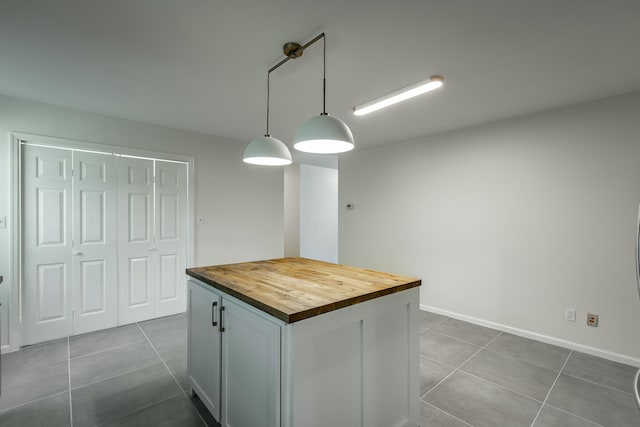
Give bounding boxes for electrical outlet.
[565,308,576,322]
[0,216,6,229]
[587,313,599,327]
[197,216,205,225]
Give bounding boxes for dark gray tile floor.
[420,311,640,427]
[1,311,638,426]
[0,313,218,427]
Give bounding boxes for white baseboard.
[421,304,640,368]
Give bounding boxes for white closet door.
[72,151,117,335]
[155,161,188,316]
[118,157,155,324]
[23,145,73,345]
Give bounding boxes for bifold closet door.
[117,158,187,324]
[23,145,73,345]
[118,157,155,325]
[72,151,117,335]
[155,161,187,317]
[23,146,118,344]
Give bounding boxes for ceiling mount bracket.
[283,42,303,59]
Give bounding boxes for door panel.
[128,193,150,242]
[23,145,73,344]
[118,157,155,324]
[37,189,66,246]
[72,151,117,335]
[79,190,104,244]
[128,257,151,306]
[159,194,178,240]
[37,263,67,322]
[155,161,187,316]
[160,254,178,301]
[80,260,106,314]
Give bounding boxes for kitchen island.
[186,257,421,427]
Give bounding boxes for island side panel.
[285,287,420,427]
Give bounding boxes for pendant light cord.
[265,32,328,129]
[322,33,327,115]
[266,71,271,136]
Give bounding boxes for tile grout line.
[422,331,503,399]
[420,353,458,370]
[136,323,184,392]
[67,337,73,427]
[528,350,573,427]
[135,322,209,426]
[455,369,545,404]
[421,400,474,427]
[69,338,149,361]
[421,331,504,427]
[559,371,636,396]
[419,315,449,333]
[93,391,186,427]
[69,359,168,392]
[542,402,606,427]
[477,343,569,373]
[0,390,70,414]
[422,330,494,349]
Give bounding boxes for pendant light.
[243,32,354,165]
[243,72,292,166]
[293,34,354,154]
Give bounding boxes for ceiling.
[1,0,639,164]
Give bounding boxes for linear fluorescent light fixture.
[353,75,444,116]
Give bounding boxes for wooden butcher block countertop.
[186,257,421,323]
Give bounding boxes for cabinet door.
[221,298,281,427]
[188,281,222,421]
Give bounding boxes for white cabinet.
[188,276,420,427]
[188,280,281,426]
[187,280,222,420]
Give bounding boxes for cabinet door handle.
[220,305,226,332]
[211,301,218,327]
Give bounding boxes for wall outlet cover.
[587,313,599,327]
[565,308,576,322]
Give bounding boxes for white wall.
[284,164,339,263]
[0,95,284,350]
[284,165,301,258]
[340,91,640,364]
[300,165,338,263]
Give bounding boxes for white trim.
[421,304,640,368]
[11,131,194,164]
[4,134,23,353]
[6,131,195,353]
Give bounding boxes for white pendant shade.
[243,135,292,166]
[293,114,355,154]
